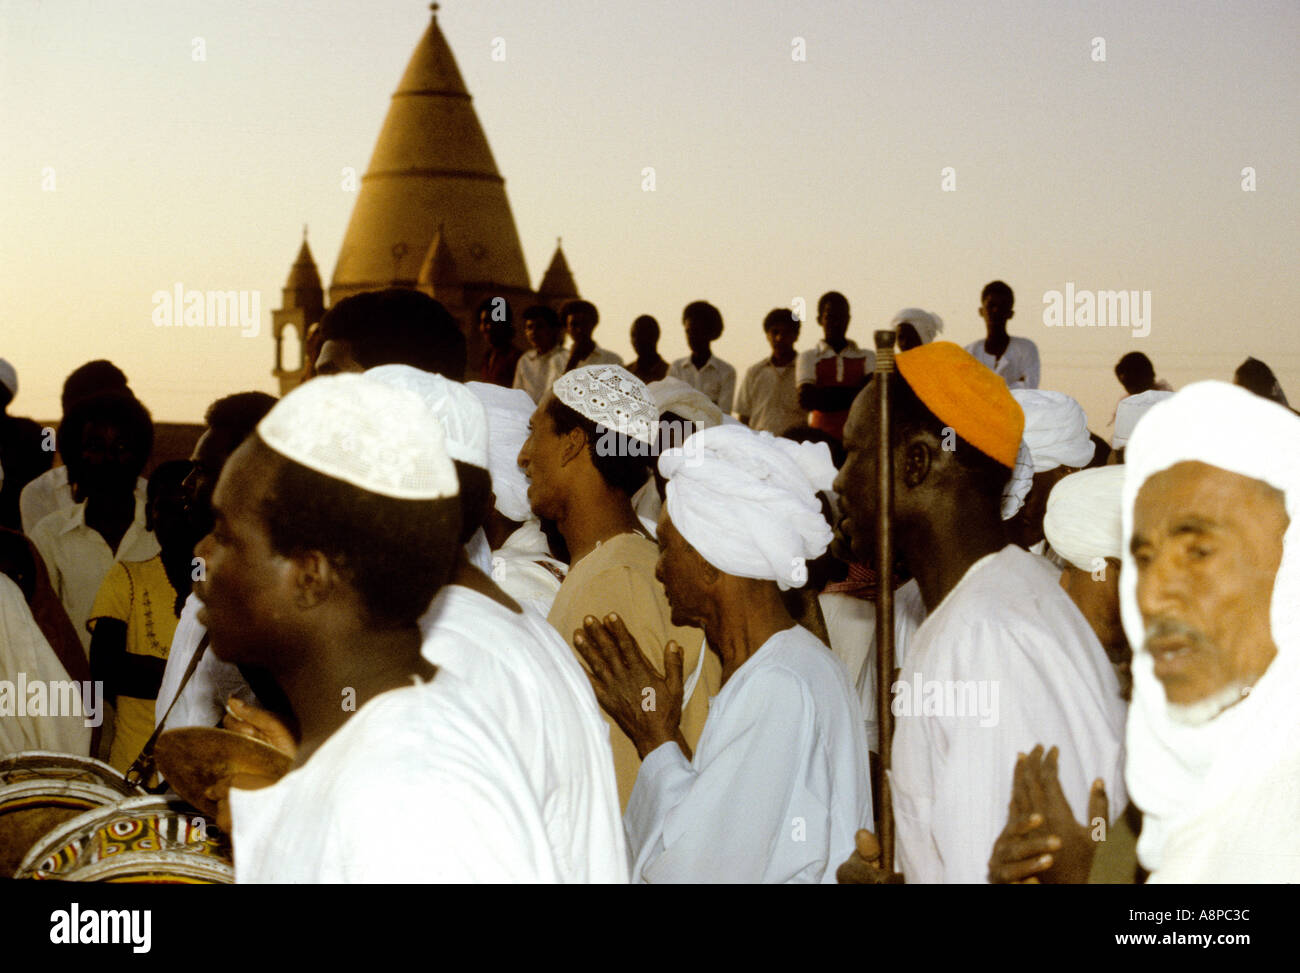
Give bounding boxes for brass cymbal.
[155,728,292,821]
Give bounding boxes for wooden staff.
[872,329,897,873]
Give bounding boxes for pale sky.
[2,0,1297,430]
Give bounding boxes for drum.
[0,752,143,877]
[16,794,233,883]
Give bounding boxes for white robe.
[489,519,567,619]
[154,592,254,731]
[891,545,1127,884]
[0,573,92,756]
[624,625,872,883]
[230,670,557,883]
[419,584,628,883]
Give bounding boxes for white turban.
[659,425,835,590]
[364,365,488,468]
[553,365,658,447]
[1011,388,1095,474]
[466,382,535,523]
[1000,441,1035,520]
[646,377,725,430]
[1042,465,1125,573]
[1112,388,1173,449]
[257,374,457,500]
[1120,381,1300,880]
[889,308,944,345]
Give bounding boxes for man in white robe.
[366,364,628,883]
[204,375,555,882]
[575,425,871,883]
[834,341,1126,883]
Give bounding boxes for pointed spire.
[284,234,324,306]
[537,237,579,303]
[418,224,464,305]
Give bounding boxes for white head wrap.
[552,365,658,447]
[646,377,725,430]
[1043,465,1125,573]
[1000,441,1035,520]
[659,425,835,590]
[1011,389,1095,474]
[257,374,458,500]
[889,308,944,345]
[1113,388,1174,449]
[466,381,535,523]
[1121,381,1300,878]
[364,365,488,469]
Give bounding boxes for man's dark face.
[314,339,364,376]
[194,441,295,668]
[183,428,240,534]
[654,511,709,629]
[479,308,513,349]
[818,302,850,346]
[980,292,1014,330]
[631,321,659,358]
[524,317,561,354]
[683,315,713,356]
[565,312,596,347]
[150,469,199,558]
[1132,461,1287,709]
[1008,466,1075,549]
[766,321,799,359]
[896,323,923,352]
[833,392,882,562]
[517,395,567,521]
[75,419,144,498]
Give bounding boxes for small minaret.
[536,237,580,311]
[272,227,325,395]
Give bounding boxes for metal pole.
[872,329,897,873]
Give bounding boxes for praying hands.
[573,613,693,762]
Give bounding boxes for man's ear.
[900,436,933,490]
[288,549,338,611]
[559,426,587,467]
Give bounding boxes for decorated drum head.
[0,752,145,878]
[16,794,233,884]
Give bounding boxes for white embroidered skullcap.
[646,377,725,430]
[365,365,488,469]
[466,381,535,523]
[1011,388,1096,474]
[1113,388,1174,449]
[660,425,836,590]
[1001,441,1035,520]
[1043,465,1126,573]
[0,359,17,397]
[552,365,658,447]
[257,374,458,500]
[889,308,944,345]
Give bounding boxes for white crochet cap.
[257,373,458,500]
[364,364,488,469]
[552,364,659,447]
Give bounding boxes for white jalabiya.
[891,545,1127,883]
[821,579,928,754]
[1042,466,1126,573]
[419,584,628,883]
[231,670,558,883]
[0,573,91,756]
[1120,381,1300,882]
[625,625,872,883]
[154,593,254,732]
[489,519,567,618]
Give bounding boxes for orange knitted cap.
[895,342,1025,468]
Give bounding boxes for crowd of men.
[1,278,1296,883]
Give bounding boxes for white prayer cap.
[1112,388,1174,449]
[0,359,16,397]
[889,308,944,345]
[646,377,725,429]
[257,374,458,500]
[660,424,836,590]
[1043,465,1126,572]
[466,381,535,523]
[364,365,488,469]
[552,364,658,447]
[1011,388,1095,474]
[1119,381,1300,874]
